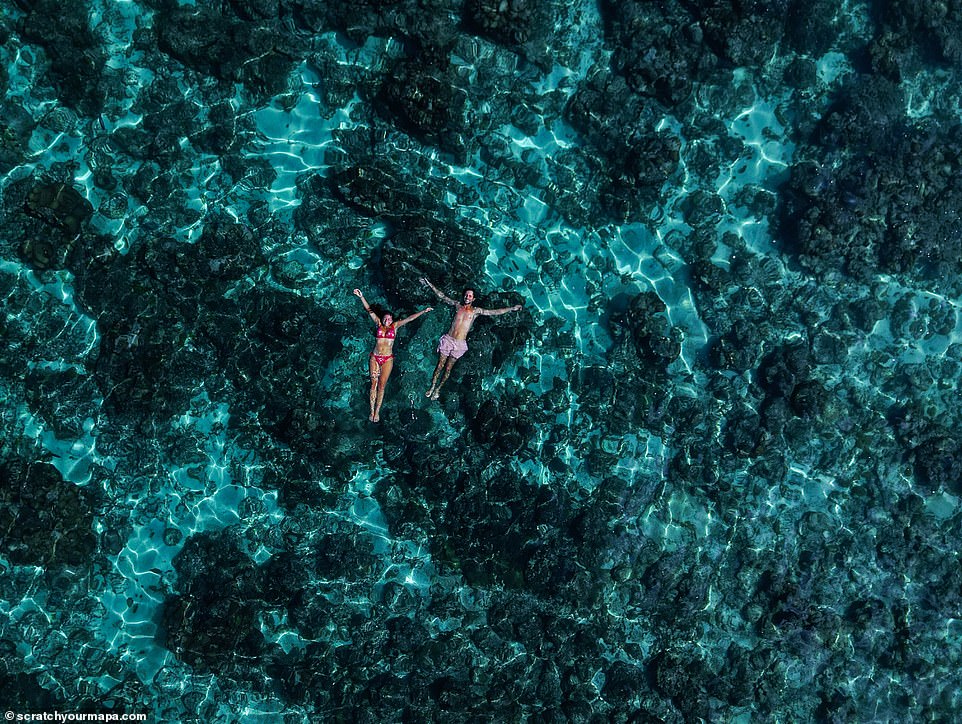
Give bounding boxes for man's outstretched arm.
[420,278,459,306]
[479,303,523,316]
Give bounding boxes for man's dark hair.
[464,287,476,297]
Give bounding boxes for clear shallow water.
[2,0,962,721]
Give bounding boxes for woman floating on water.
[353,288,432,422]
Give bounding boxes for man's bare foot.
[373,413,380,422]
[369,413,375,422]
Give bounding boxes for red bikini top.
[376,325,396,339]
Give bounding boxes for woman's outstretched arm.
[395,306,434,328]
[353,289,382,324]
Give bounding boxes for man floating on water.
[420,277,523,400]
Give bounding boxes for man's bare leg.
[426,354,449,399]
[429,359,457,400]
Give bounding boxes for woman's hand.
[425,307,434,313]
[353,288,362,298]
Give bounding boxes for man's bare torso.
[447,305,480,340]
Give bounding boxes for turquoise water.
[2,0,962,720]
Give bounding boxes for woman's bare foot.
[425,387,435,398]
[372,413,380,422]
[430,390,440,400]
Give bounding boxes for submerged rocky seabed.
[2,0,962,720]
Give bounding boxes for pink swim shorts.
[438,333,468,359]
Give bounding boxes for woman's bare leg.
[368,355,379,421]
[373,358,393,422]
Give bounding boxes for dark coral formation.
[5,176,95,271]
[0,460,100,567]
[600,0,719,105]
[564,74,682,220]
[870,0,962,77]
[462,0,554,67]
[374,58,471,160]
[779,76,962,283]
[152,3,303,100]
[15,0,109,114]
